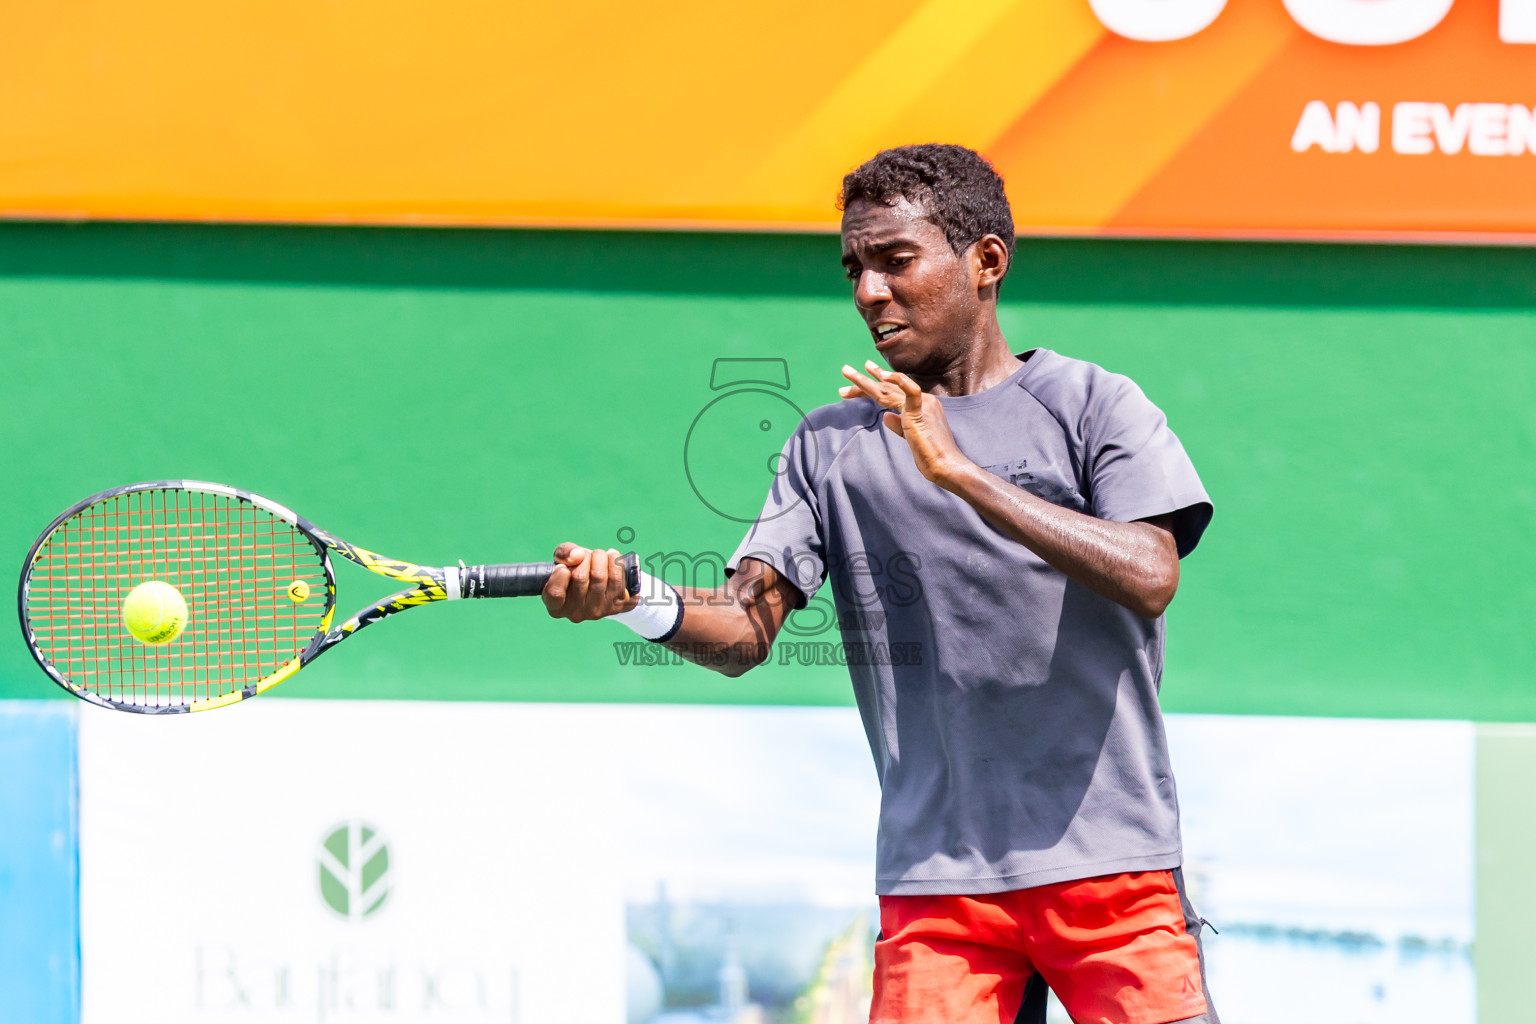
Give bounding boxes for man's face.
[840,197,988,376]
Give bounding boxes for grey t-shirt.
[727,349,1213,895]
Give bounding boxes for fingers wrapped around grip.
[542,545,640,622]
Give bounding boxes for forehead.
[840,197,948,256]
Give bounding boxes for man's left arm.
[940,464,1178,618]
[841,361,1181,619]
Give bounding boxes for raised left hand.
[840,361,971,485]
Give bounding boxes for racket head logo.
[317,820,391,921]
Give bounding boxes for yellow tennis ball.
[121,580,188,646]
[286,579,310,603]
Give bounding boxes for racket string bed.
[23,487,330,711]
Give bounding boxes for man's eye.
[844,267,860,280]
[888,256,913,268]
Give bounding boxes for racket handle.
[461,553,640,599]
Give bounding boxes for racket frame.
[18,480,593,715]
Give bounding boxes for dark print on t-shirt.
[981,457,1089,513]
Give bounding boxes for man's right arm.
[541,544,800,677]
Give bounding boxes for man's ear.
[972,234,1010,293]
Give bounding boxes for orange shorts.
[872,869,1216,1024]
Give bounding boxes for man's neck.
[914,324,1022,398]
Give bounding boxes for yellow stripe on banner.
[990,0,1298,231]
[745,0,1040,216]
[884,1,1105,156]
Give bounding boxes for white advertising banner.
[79,703,1474,1024]
[78,701,626,1024]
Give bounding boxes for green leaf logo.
[318,821,390,921]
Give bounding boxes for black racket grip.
[463,553,640,599]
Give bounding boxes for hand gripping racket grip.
[460,553,640,599]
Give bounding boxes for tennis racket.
[17,480,637,715]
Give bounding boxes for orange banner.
[2,0,1533,240]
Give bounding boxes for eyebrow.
[841,237,921,265]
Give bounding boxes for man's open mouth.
[873,323,907,344]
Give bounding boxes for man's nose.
[854,270,891,309]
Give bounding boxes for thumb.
[881,412,905,437]
[554,544,590,565]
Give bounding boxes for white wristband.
[609,571,684,642]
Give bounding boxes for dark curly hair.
[838,144,1014,284]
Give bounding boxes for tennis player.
[544,144,1216,1024]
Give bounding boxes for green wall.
[3,222,1533,717]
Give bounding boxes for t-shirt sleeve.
[724,422,826,607]
[1086,375,1213,557]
